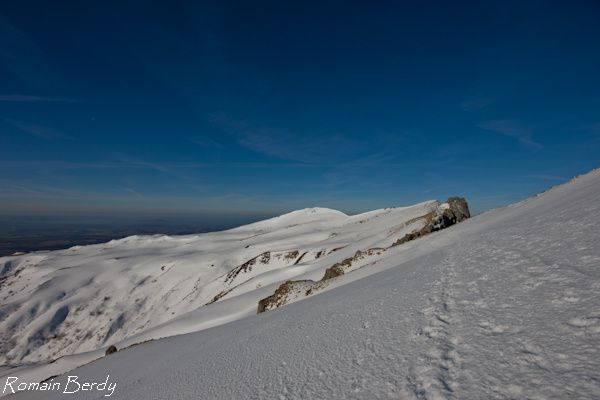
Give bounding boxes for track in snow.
[409,254,461,399]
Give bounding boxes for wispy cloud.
[0,117,71,140]
[193,137,224,149]
[460,96,496,111]
[0,94,78,102]
[0,16,64,90]
[123,187,145,198]
[1,184,44,195]
[478,120,542,150]
[238,128,363,163]
[0,160,318,170]
[123,159,169,172]
[210,113,366,164]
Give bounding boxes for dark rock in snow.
[322,265,345,280]
[444,196,471,224]
[392,197,470,246]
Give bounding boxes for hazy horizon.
[0,168,581,256]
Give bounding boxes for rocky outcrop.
[444,197,471,224]
[205,287,235,305]
[225,252,272,284]
[257,280,315,313]
[322,265,345,280]
[258,249,378,313]
[393,197,470,246]
[226,250,308,286]
[321,248,381,278]
[258,197,471,314]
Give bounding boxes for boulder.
[105,345,117,355]
[444,196,471,224]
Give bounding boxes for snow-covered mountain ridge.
[4,168,600,399]
[3,168,600,399]
[0,197,468,367]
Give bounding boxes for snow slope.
[0,200,455,367]
[4,169,600,399]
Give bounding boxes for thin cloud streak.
[210,113,365,164]
[0,16,65,90]
[193,137,224,149]
[0,94,79,102]
[123,187,145,198]
[0,117,72,140]
[237,129,357,163]
[478,120,542,150]
[0,160,323,170]
[124,159,170,172]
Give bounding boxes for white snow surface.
[1,202,441,367]
[3,169,600,399]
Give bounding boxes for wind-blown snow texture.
[4,169,600,399]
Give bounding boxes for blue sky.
[1,1,599,219]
